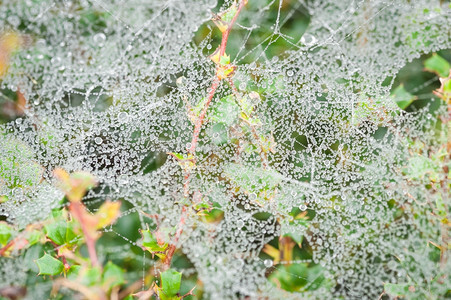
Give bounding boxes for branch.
[165,0,247,270]
[69,202,100,268]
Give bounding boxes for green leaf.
[0,139,43,190]
[45,221,67,245]
[384,282,412,297]
[0,222,12,246]
[269,263,308,292]
[160,269,182,299]
[80,267,102,286]
[45,219,78,246]
[238,92,261,116]
[224,163,283,194]
[67,265,82,280]
[219,55,231,66]
[26,230,41,246]
[268,263,328,292]
[391,84,417,109]
[35,254,64,276]
[424,54,450,77]
[282,219,309,245]
[221,4,238,23]
[207,123,229,145]
[103,261,125,288]
[192,97,208,117]
[141,229,168,255]
[403,154,438,180]
[210,95,240,126]
[435,194,447,218]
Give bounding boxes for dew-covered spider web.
[0,0,450,299]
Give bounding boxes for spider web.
[0,0,450,299]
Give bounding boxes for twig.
[163,206,187,269]
[69,201,100,268]
[166,1,247,270]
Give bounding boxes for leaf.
[0,32,22,78]
[25,230,41,246]
[217,64,236,79]
[103,261,125,289]
[391,84,417,109]
[209,47,221,64]
[45,220,67,245]
[384,282,413,297]
[211,3,237,32]
[0,138,44,189]
[35,253,64,276]
[160,269,182,299]
[140,229,168,258]
[0,222,12,246]
[220,3,238,23]
[207,123,229,145]
[424,54,450,77]
[94,201,121,229]
[268,263,308,292]
[238,91,261,116]
[403,154,438,181]
[168,152,194,161]
[283,222,307,245]
[67,265,82,280]
[54,169,98,202]
[435,194,446,218]
[219,54,230,66]
[45,217,78,246]
[80,266,102,286]
[223,163,283,194]
[268,263,327,292]
[168,153,195,171]
[209,95,240,126]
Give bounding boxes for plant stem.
[165,0,247,269]
[69,202,100,268]
[163,206,187,269]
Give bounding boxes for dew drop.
[300,33,317,47]
[264,259,273,268]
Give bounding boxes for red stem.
[187,0,246,156]
[163,206,187,269]
[0,240,14,256]
[69,202,100,268]
[166,0,246,269]
[219,0,246,57]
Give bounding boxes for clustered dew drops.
[0,0,450,299]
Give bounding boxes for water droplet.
[118,111,129,122]
[13,187,23,199]
[299,204,307,211]
[300,33,317,47]
[264,259,273,268]
[287,70,294,77]
[237,220,244,228]
[93,32,106,46]
[94,137,102,144]
[249,193,257,201]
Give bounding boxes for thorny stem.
[69,201,100,268]
[165,1,247,269]
[49,240,70,270]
